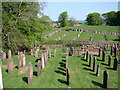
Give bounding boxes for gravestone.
[66,68,70,86]
[113,57,118,70]
[98,48,102,57]
[0,66,3,90]
[8,58,14,73]
[54,49,56,57]
[35,50,38,57]
[93,57,96,72]
[102,51,106,62]
[31,49,33,55]
[23,54,26,66]
[110,46,113,55]
[96,63,100,76]
[103,70,109,88]
[2,52,6,61]
[24,50,26,55]
[37,60,42,77]
[89,55,92,67]
[8,50,11,59]
[114,46,117,57]
[108,55,112,66]
[66,55,68,70]
[84,52,86,60]
[28,62,33,84]
[49,49,51,58]
[41,53,45,69]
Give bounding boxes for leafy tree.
[58,11,68,27]
[102,11,120,26]
[68,17,78,26]
[86,12,103,25]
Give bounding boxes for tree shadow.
[22,77,28,84]
[55,70,66,76]
[58,67,66,72]
[101,63,108,66]
[92,81,103,88]
[112,39,120,41]
[57,79,67,85]
[82,63,89,67]
[83,67,92,71]
[33,71,37,76]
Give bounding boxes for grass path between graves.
[2,46,119,88]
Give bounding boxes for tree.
[86,12,103,25]
[102,11,120,26]
[68,17,78,26]
[58,11,68,27]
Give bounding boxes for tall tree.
[58,11,68,27]
[86,12,103,25]
[68,17,78,26]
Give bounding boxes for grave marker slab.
[89,55,92,67]
[96,63,100,76]
[108,55,112,66]
[113,57,118,70]
[2,52,6,61]
[28,62,33,84]
[8,50,11,59]
[8,58,14,73]
[103,70,109,88]
[93,57,96,72]
[37,60,42,76]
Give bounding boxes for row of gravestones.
[83,46,119,88]
[90,32,95,41]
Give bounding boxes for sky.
[43,2,118,21]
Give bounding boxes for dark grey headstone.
[113,57,119,70]
[93,57,96,72]
[89,55,92,67]
[102,51,106,62]
[108,55,112,66]
[96,63,100,76]
[66,68,70,86]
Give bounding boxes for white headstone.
[41,53,44,69]
[23,54,26,66]
[0,66,3,89]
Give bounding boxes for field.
[2,46,119,88]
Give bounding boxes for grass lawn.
[2,46,119,88]
[76,32,92,41]
[92,34,105,41]
[42,28,58,36]
[106,34,120,41]
[61,26,119,32]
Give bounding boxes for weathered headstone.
[108,55,112,66]
[23,54,26,66]
[54,49,56,57]
[28,62,33,84]
[66,55,68,70]
[0,66,3,90]
[2,52,6,61]
[35,50,38,57]
[66,68,70,86]
[98,48,102,57]
[8,50,11,59]
[31,49,33,55]
[114,46,117,57]
[113,57,118,70]
[37,60,42,77]
[89,55,92,67]
[49,49,51,58]
[103,70,109,88]
[102,51,106,62]
[84,51,86,60]
[96,63,100,76]
[41,53,45,69]
[8,58,14,73]
[86,51,89,61]
[93,57,96,72]
[110,46,113,55]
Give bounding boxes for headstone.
[8,50,11,59]
[2,52,6,61]
[23,54,26,66]
[66,68,70,86]
[96,63,100,76]
[98,48,102,57]
[89,55,92,67]
[108,55,112,66]
[113,57,118,70]
[24,50,26,55]
[66,55,68,69]
[103,70,109,88]
[102,51,106,62]
[31,49,33,55]
[84,51,86,60]
[93,57,96,72]
[37,60,42,77]
[0,66,3,90]
[28,62,33,84]
[114,46,117,57]
[41,53,45,69]
[110,46,113,55]
[8,58,14,73]
[54,49,56,57]
[35,50,38,57]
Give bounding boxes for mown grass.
[2,46,119,88]
[106,34,120,41]
[76,32,92,41]
[92,34,105,41]
[61,26,119,32]
[42,28,58,36]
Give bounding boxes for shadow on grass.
[89,72,96,76]
[35,65,37,67]
[62,59,66,62]
[57,79,67,85]
[81,59,86,62]
[35,58,41,62]
[22,77,28,84]
[82,63,89,67]
[106,67,113,70]
[58,67,66,72]
[62,56,66,58]
[55,70,66,76]
[59,62,66,68]
[15,66,18,69]
[33,71,37,76]
[97,58,102,61]
[6,69,8,73]
[101,63,108,66]
[83,67,92,71]
[92,81,103,88]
